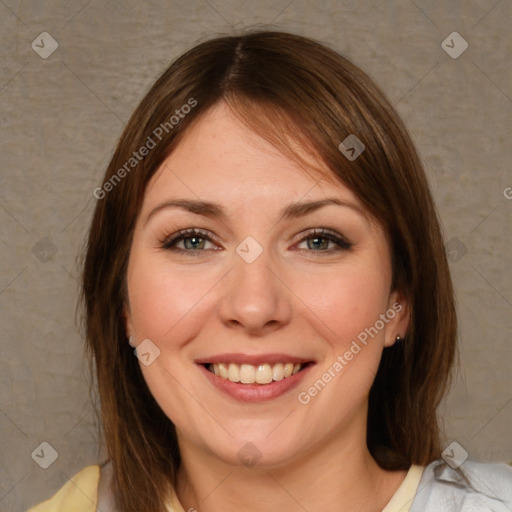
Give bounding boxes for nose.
[217,245,292,336]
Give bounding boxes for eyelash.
[160,228,353,255]
[296,229,353,253]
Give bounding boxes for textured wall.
[1,0,510,510]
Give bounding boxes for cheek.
[126,250,216,343]
[295,260,391,354]
[125,250,217,426]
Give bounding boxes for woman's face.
[125,102,408,468]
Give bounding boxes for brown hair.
[81,30,457,512]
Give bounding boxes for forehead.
[145,102,365,213]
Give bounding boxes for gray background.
[1,0,511,510]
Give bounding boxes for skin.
[125,102,410,512]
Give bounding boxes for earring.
[395,335,402,343]
[128,336,136,348]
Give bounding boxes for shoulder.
[26,465,101,512]
[410,459,512,512]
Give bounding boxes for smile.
[206,362,308,384]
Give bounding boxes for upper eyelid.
[161,228,220,246]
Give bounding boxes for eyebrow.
[143,197,365,227]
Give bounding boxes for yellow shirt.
[26,463,424,512]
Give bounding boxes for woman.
[28,30,512,512]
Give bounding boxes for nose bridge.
[217,237,291,333]
[233,238,272,287]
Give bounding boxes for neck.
[175,418,407,512]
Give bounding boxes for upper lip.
[195,353,314,365]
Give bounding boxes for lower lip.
[198,364,314,402]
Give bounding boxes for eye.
[159,227,353,255]
[160,228,220,253]
[295,229,353,253]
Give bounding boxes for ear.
[123,307,138,348]
[383,289,410,348]
[123,305,134,339]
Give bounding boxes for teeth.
[272,363,284,381]
[240,364,256,383]
[209,362,306,384]
[218,362,228,379]
[227,363,240,382]
[255,364,273,384]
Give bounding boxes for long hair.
[81,30,457,511]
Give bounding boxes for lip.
[195,353,313,365]
[198,361,315,402]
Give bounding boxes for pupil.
[309,237,327,250]
[186,237,203,249]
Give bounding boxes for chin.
[200,431,306,470]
